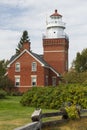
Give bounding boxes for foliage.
[0,60,14,91]
[65,104,80,119]
[0,89,7,99]
[0,60,8,77]
[16,30,30,55]
[73,48,87,72]
[10,91,23,96]
[63,71,87,84]
[0,76,14,91]
[44,118,87,130]
[20,84,87,109]
[0,96,58,130]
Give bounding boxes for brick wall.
[8,51,50,92]
[43,38,69,74]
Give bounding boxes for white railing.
[47,21,66,28]
[42,34,69,40]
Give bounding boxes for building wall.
[8,52,47,92]
[43,38,69,74]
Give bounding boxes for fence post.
[31,109,42,130]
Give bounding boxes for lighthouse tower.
[43,10,69,74]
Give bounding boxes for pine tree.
[16,30,30,55]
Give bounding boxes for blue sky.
[0,0,87,68]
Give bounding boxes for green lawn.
[0,96,35,130]
[0,96,57,130]
[1,96,87,130]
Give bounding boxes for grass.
[43,118,87,130]
[0,96,35,130]
[0,96,87,130]
[0,96,57,130]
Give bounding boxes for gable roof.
[7,49,49,67]
[7,49,60,77]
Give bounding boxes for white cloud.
[0,29,21,59]
[0,0,87,68]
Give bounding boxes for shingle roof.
[9,54,17,63]
[30,51,49,67]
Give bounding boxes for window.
[15,76,20,87]
[45,75,48,86]
[15,62,20,72]
[32,62,37,72]
[52,76,56,86]
[31,76,37,86]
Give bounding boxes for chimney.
[22,41,31,51]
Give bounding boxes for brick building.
[7,10,69,92]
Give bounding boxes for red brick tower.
[43,10,69,74]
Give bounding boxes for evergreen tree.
[16,30,30,55]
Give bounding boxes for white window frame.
[32,62,37,72]
[52,76,56,86]
[15,62,20,72]
[15,76,20,87]
[31,75,37,87]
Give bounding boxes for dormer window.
[15,62,20,72]
[32,62,37,72]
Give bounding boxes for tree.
[0,60,13,91]
[73,48,87,72]
[0,60,7,77]
[16,30,30,55]
[63,71,87,84]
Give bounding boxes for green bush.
[63,71,87,84]
[65,104,80,119]
[20,84,87,109]
[10,91,23,96]
[0,90,7,99]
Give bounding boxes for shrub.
[65,104,80,119]
[10,91,23,96]
[0,89,7,99]
[20,85,87,109]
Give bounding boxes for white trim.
[7,50,26,67]
[7,49,44,67]
[4,72,8,76]
[19,86,32,88]
[50,67,60,77]
[44,50,66,53]
[15,75,20,78]
[31,75,37,77]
